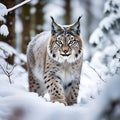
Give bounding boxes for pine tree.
[89,2,120,118]
[64,0,71,24]
[34,0,46,34]
[89,0,120,77]
[21,2,31,54]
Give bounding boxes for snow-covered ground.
[0,42,120,120]
[0,61,101,120]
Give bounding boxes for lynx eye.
[56,41,62,44]
[69,40,75,45]
[70,36,74,40]
[57,36,62,40]
[56,40,63,46]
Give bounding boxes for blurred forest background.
[0,0,105,56]
[0,1,120,119]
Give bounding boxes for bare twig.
[87,63,106,83]
[7,0,32,12]
[0,64,16,84]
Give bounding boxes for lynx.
[27,16,83,106]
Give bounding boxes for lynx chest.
[56,63,79,86]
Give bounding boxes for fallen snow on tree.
[0,3,8,22]
[0,24,9,36]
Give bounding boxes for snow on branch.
[7,0,32,12]
[0,0,32,36]
[0,3,8,22]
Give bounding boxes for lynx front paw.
[51,99,67,106]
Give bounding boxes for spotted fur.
[27,17,83,106]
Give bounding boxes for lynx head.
[47,16,83,63]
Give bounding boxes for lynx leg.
[28,70,45,96]
[44,74,67,105]
[65,81,80,105]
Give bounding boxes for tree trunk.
[64,0,71,24]
[84,0,92,40]
[21,3,31,54]
[34,0,45,34]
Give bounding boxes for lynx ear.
[69,16,82,36]
[50,16,63,36]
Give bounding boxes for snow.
[0,24,9,36]
[0,93,82,120]
[104,0,120,14]
[100,0,120,31]
[0,58,119,120]
[89,0,120,80]
[0,71,83,120]
[89,75,120,120]
[99,13,120,31]
[0,41,106,120]
[89,28,103,45]
[0,41,16,58]
[0,3,8,22]
[7,0,32,12]
[0,41,112,120]
[0,3,9,36]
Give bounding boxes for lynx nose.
[62,46,69,53]
[63,50,68,53]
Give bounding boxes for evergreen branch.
[109,38,119,50]
[7,0,32,12]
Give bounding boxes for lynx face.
[47,17,82,63]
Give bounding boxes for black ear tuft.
[50,16,62,36]
[50,16,56,35]
[50,16,55,23]
[69,16,82,36]
[77,16,82,22]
